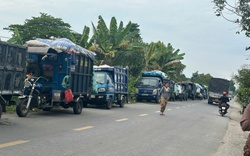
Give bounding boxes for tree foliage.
[4,12,72,42]
[234,64,250,103]
[213,0,250,49]
[89,15,139,65]
[4,13,189,83]
[190,71,213,86]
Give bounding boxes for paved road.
[0,99,229,156]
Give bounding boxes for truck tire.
[119,97,125,108]
[16,99,30,117]
[26,64,41,77]
[106,97,112,110]
[73,100,83,114]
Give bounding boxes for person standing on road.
[159,82,170,115]
[240,104,250,156]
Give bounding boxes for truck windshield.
[138,78,158,86]
[95,72,105,84]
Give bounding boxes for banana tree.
[89,15,137,65]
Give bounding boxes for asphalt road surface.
[0,99,229,156]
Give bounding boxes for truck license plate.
[91,95,95,98]
[99,96,103,98]
[142,94,148,96]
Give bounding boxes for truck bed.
[0,41,27,96]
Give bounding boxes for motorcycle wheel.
[16,99,30,117]
[73,100,83,114]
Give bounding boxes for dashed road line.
[0,140,29,149]
[73,126,94,131]
[139,114,148,117]
[176,107,180,109]
[115,118,128,122]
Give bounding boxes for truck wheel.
[119,97,125,108]
[106,97,112,110]
[73,100,83,114]
[16,99,30,117]
[0,104,2,119]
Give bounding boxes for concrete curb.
[213,99,248,156]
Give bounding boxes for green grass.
[5,105,16,114]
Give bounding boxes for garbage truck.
[135,70,168,103]
[16,38,95,117]
[87,65,129,109]
[208,77,230,104]
[0,41,27,119]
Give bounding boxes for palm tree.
[148,42,185,78]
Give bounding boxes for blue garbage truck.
[0,41,27,119]
[135,70,168,103]
[87,65,129,109]
[15,38,95,117]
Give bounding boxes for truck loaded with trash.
[87,65,129,109]
[15,38,95,117]
[207,77,230,104]
[135,70,168,103]
[0,41,27,119]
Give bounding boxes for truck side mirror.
[107,79,110,84]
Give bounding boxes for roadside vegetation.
[213,0,250,106]
[2,12,238,112]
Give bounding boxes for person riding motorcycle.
[219,91,230,113]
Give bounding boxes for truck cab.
[135,70,167,103]
[88,65,129,109]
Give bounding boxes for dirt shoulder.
[213,99,248,156]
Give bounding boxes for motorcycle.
[219,103,228,116]
[16,76,50,117]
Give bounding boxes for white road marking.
[139,114,148,117]
[115,118,128,122]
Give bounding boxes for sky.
[0,0,249,80]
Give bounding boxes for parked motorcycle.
[219,103,228,116]
[16,76,50,117]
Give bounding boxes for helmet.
[223,92,227,95]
